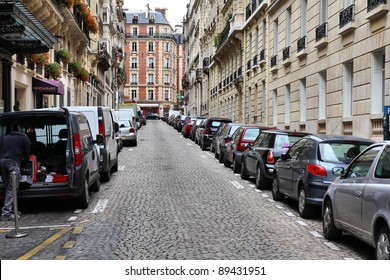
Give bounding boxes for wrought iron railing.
[282,46,290,61]
[270,55,277,68]
[339,5,355,28]
[315,22,327,41]
[260,49,265,61]
[367,0,387,12]
[297,36,306,52]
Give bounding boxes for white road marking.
[284,211,296,217]
[275,205,284,209]
[309,231,323,238]
[343,257,355,260]
[73,209,82,214]
[296,220,308,226]
[234,173,240,176]
[0,224,71,230]
[128,148,133,152]
[200,155,207,159]
[67,216,78,222]
[254,189,262,192]
[324,242,341,250]
[187,143,192,145]
[118,166,125,171]
[267,199,275,203]
[230,181,245,189]
[248,184,256,188]
[206,153,214,158]
[92,199,109,214]
[261,193,269,198]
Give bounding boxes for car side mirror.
[332,167,345,176]
[95,134,104,145]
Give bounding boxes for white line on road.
[275,205,284,209]
[261,193,269,198]
[343,257,355,260]
[284,211,296,217]
[200,155,207,159]
[118,166,125,171]
[296,220,308,226]
[309,231,323,238]
[73,209,82,214]
[254,189,262,192]
[267,199,275,203]
[128,148,134,152]
[0,224,72,230]
[230,181,245,189]
[248,184,256,188]
[187,143,192,145]
[92,199,109,214]
[206,153,214,158]
[324,242,341,251]
[67,216,78,222]
[234,173,240,176]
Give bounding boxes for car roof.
[260,129,312,136]
[304,134,375,143]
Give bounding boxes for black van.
[0,109,101,208]
[199,118,232,151]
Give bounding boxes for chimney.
[156,8,167,19]
[145,3,150,19]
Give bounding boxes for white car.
[119,119,137,146]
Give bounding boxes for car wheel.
[376,226,390,260]
[101,161,111,182]
[272,176,284,201]
[210,144,215,153]
[240,162,249,180]
[255,165,269,190]
[298,186,312,218]
[323,200,342,240]
[218,151,225,163]
[112,156,118,172]
[233,157,240,173]
[76,179,90,209]
[224,158,231,168]
[215,148,219,159]
[201,140,206,151]
[89,173,100,192]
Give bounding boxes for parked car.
[195,119,206,145]
[111,110,123,152]
[212,123,244,163]
[224,125,271,172]
[119,119,137,146]
[190,118,206,141]
[241,130,309,189]
[272,134,374,218]
[0,109,101,208]
[146,113,160,120]
[176,115,187,132]
[66,106,119,182]
[182,116,205,138]
[112,109,137,129]
[322,142,390,260]
[199,117,232,150]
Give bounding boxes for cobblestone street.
[0,120,374,260]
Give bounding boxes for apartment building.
[124,7,185,116]
[0,0,126,113]
[185,0,390,140]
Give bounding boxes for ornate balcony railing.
[260,49,265,61]
[253,54,258,66]
[297,36,306,52]
[368,0,387,12]
[247,59,251,71]
[246,4,252,20]
[270,55,277,68]
[237,66,243,77]
[203,57,210,68]
[339,4,355,28]
[220,23,230,46]
[316,22,328,41]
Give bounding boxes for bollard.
[6,171,27,238]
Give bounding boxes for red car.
[182,116,203,138]
[224,125,274,173]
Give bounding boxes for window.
[148,42,154,52]
[320,0,328,24]
[132,27,138,36]
[346,145,380,178]
[131,42,137,52]
[273,19,278,55]
[163,28,168,35]
[149,27,154,36]
[318,71,327,119]
[371,50,385,114]
[261,80,266,121]
[132,15,138,24]
[148,58,154,69]
[131,90,137,100]
[164,74,169,85]
[375,145,390,178]
[285,85,291,124]
[286,7,292,47]
[148,90,154,100]
[301,0,308,36]
[255,27,259,55]
[131,58,138,69]
[248,87,252,123]
[343,61,353,117]
[103,8,109,23]
[300,79,306,122]
[165,90,169,100]
[147,74,154,84]
[273,89,278,126]
[131,74,137,84]
[287,139,307,160]
[164,58,170,69]
[165,42,170,52]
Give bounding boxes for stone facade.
[184,0,390,140]
[1,0,126,112]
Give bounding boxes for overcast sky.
[123,0,188,27]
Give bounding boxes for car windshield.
[243,128,260,141]
[119,120,131,127]
[319,142,371,164]
[211,121,221,127]
[195,119,204,125]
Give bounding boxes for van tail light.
[205,128,210,135]
[98,119,105,138]
[223,138,230,144]
[307,164,327,177]
[267,151,275,164]
[73,133,83,167]
[130,127,135,133]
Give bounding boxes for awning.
[138,103,159,108]
[0,2,58,54]
[32,78,64,95]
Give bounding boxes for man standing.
[0,124,31,220]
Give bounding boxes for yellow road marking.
[63,241,75,249]
[54,255,67,260]
[73,227,83,234]
[0,230,11,233]
[17,228,71,260]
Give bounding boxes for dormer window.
[149,14,155,23]
[132,15,138,23]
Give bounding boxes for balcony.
[339,5,356,35]
[219,23,231,48]
[147,81,154,85]
[270,55,277,68]
[164,82,170,86]
[116,68,126,85]
[315,23,328,49]
[282,46,291,66]
[131,82,138,85]
[203,57,210,73]
[368,0,387,12]
[259,49,265,65]
[252,55,259,70]
[366,0,388,22]
[98,45,111,71]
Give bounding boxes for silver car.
[323,142,390,260]
[119,119,137,146]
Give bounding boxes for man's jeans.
[0,159,21,217]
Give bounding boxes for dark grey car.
[322,142,390,260]
[272,134,374,218]
[212,123,244,163]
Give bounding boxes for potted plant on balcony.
[57,49,72,65]
[68,61,81,76]
[62,0,74,9]
[75,0,99,34]
[25,53,49,66]
[77,67,89,82]
[45,63,62,80]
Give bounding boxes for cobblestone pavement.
[0,120,375,260]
